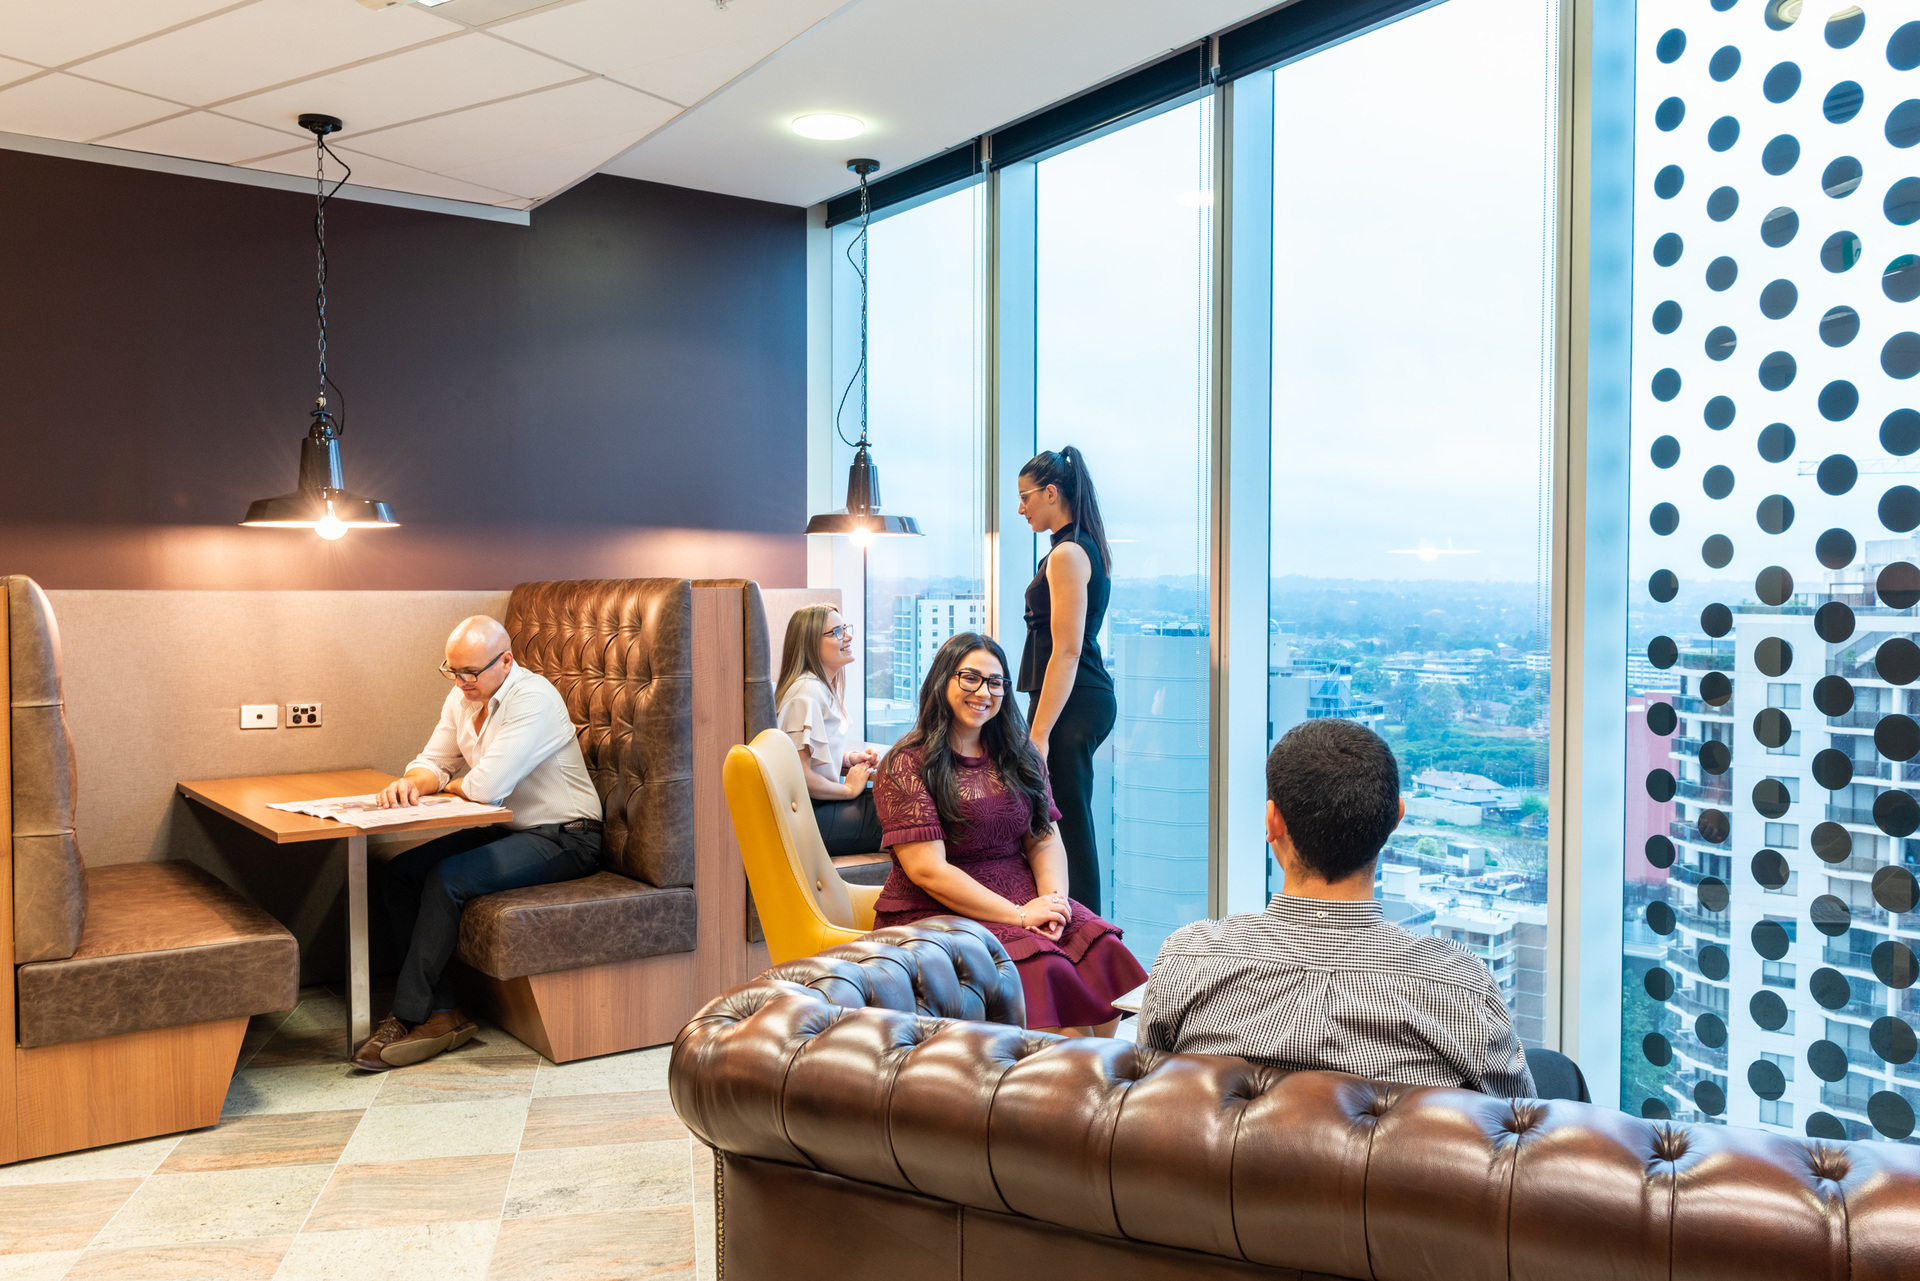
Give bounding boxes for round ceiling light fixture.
[791,113,864,140]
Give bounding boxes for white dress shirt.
[405,662,602,830]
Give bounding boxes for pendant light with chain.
[242,114,397,540]
[804,158,921,546]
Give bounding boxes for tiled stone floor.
[0,990,718,1281]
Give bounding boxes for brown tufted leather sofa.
[672,917,1920,1281]
[444,578,771,1062]
[3,576,298,1165]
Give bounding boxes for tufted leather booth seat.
[451,578,697,981]
[8,576,298,1049]
[673,917,1920,1281]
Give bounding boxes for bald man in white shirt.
[350,616,604,1072]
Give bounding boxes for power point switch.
[287,703,323,728]
[241,704,279,730]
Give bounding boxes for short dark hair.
[1266,719,1403,882]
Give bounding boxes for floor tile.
[487,1205,693,1280]
[93,1166,331,1248]
[64,1235,291,1280]
[530,1046,671,1098]
[0,1136,178,1186]
[504,1141,689,1218]
[302,1156,514,1233]
[338,1098,528,1164]
[0,1180,141,1253]
[450,1025,540,1062]
[275,1220,497,1281]
[519,1091,686,1149]
[221,1065,385,1119]
[244,997,352,1069]
[159,1111,364,1174]
[370,1057,536,1108]
[0,1251,81,1281]
[236,1010,296,1071]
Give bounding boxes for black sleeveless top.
[1017,524,1113,697]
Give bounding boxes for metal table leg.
[347,833,371,1052]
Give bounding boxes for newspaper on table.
[265,793,503,829]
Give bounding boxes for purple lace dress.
[873,746,1147,1028]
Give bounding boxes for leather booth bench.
[2,576,298,1165]
[442,577,770,1062]
[672,918,1920,1281]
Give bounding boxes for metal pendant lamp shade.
[805,158,920,542]
[242,113,397,540]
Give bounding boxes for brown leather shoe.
[374,1008,480,1068]
[350,1015,412,1072]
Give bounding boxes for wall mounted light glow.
[243,114,397,540]
[791,113,865,140]
[805,159,920,543]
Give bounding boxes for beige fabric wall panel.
[47,590,510,866]
[761,588,843,688]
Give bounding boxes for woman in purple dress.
[873,632,1148,1035]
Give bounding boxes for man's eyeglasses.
[954,668,1006,696]
[824,624,854,641]
[440,651,506,683]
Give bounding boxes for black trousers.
[812,790,883,857]
[1031,684,1117,915]
[382,823,601,1024]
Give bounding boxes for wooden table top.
[177,769,512,844]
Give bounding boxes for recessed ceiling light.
[791,113,864,140]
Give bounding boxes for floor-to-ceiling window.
[1265,0,1562,1047]
[1624,3,1920,1141]
[1035,98,1214,967]
[837,184,987,743]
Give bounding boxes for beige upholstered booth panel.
[761,588,844,691]
[47,590,511,867]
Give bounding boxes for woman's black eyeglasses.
[824,624,854,641]
[954,668,1006,696]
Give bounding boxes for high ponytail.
[1020,445,1112,573]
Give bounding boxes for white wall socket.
[286,703,323,728]
[240,704,279,730]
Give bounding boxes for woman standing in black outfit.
[1016,446,1116,915]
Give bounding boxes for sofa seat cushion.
[16,861,299,1049]
[456,871,696,982]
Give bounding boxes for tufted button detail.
[1808,1146,1852,1183]
[790,800,799,812]
[815,879,825,892]
[1650,1124,1689,1163]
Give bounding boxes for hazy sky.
[849,0,1558,590]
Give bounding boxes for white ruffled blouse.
[777,672,853,776]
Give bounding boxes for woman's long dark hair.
[880,632,1053,838]
[1020,444,1112,573]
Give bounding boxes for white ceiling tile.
[440,128,652,198]
[219,31,583,135]
[248,142,524,204]
[0,0,241,70]
[492,0,851,105]
[348,77,675,174]
[0,73,181,142]
[95,109,307,164]
[600,0,1280,207]
[0,56,41,89]
[68,0,460,107]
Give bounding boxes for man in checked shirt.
[1138,718,1535,1097]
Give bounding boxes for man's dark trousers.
[383,823,600,1024]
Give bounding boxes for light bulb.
[315,510,347,540]
[849,526,873,549]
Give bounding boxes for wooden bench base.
[9,1017,246,1164]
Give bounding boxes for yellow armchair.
[723,728,883,964]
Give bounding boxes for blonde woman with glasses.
[775,604,885,856]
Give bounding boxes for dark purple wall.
[0,149,807,588]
